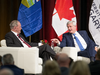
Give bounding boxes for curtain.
[0,0,93,45]
[0,0,21,41]
[39,0,81,45]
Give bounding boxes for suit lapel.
[78,31,85,39]
[77,31,88,43]
[10,32,23,46]
[68,33,75,46]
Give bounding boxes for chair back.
[0,39,7,47]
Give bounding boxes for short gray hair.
[9,20,19,29]
[67,20,76,26]
[2,54,14,65]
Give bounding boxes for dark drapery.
[40,0,57,44]
[0,0,21,41]
[0,0,93,46]
[40,0,81,44]
[80,0,93,39]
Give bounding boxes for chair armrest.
[0,47,42,74]
[0,39,7,47]
[61,47,77,61]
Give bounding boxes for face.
[67,23,76,34]
[14,22,22,34]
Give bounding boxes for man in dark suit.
[51,20,97,61]
[89,48,100,75]
[0,53,24,75]
[57,53,70,75]
[5,20,57,63]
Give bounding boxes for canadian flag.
[52,0,77,41]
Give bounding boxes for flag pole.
[29,35,31,42]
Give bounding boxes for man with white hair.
[51,20,97,62]
[5,20,57,63]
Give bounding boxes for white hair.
[67,21,76,26]
[9,20,19,29]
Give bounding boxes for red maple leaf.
[54,0,75,20]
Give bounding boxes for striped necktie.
[17,34,31,47]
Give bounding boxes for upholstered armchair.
[54,46,90,63]
[0,39,43,74]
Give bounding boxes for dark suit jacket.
[89,60,100,75]
[5,31,38,47]
[60,30,96,58]
[0,65,24,75]
[60,67,69,75]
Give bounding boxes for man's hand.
[51,38,60,44]
[95,46,98,52]
[38,43,43,46]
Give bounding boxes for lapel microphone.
[74,37,76,39]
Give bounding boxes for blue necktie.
[73,33,84,51]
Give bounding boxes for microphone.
[74,37,76,39]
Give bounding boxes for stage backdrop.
[0,0,93,46]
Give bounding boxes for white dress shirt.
[11,31,29,47]
[72,31,87,60]
[58,31,87,60]
[72,31,87,52]
[58,31,87,51]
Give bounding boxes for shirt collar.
[72,31,78,35]
[11,31,18,36]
